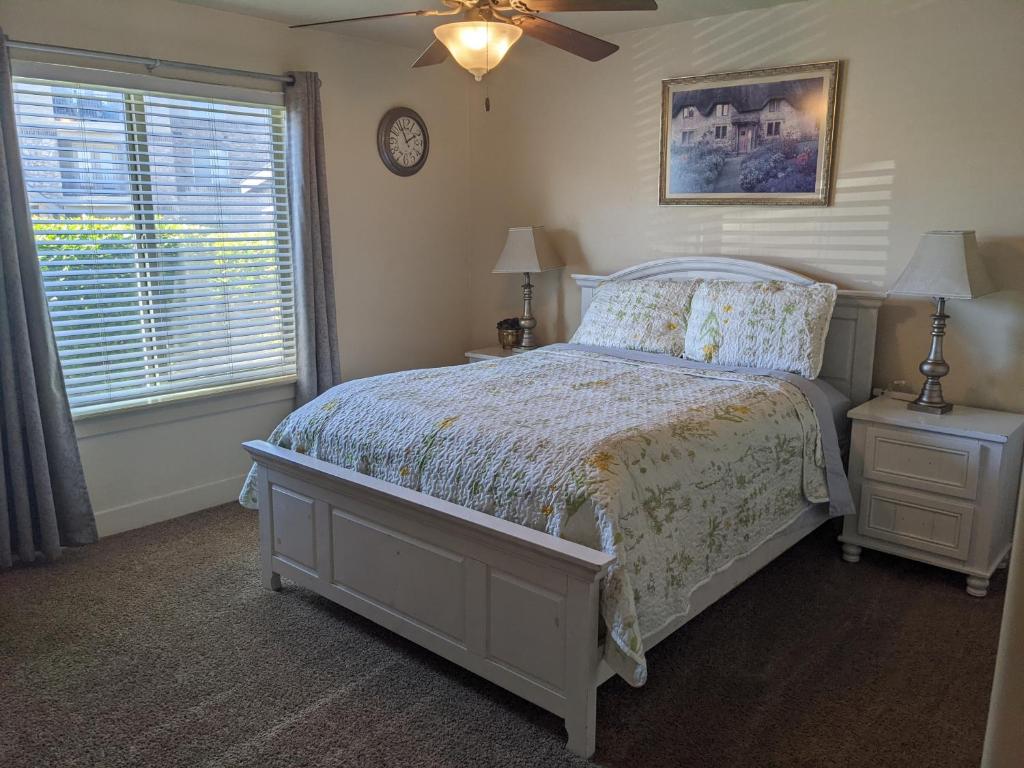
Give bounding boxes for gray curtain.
[0,31,96,567]
[285,72,341,406]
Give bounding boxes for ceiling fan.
[291,0,659,81]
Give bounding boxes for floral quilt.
[241,346,835,686]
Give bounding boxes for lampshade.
[890,230,994,299]
[492,226,562,274]
[433,21,522,81]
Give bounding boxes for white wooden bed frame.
[243,256,883,758]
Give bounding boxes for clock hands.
[391,118,424,166]
[399,117,425,149]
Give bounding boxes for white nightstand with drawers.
[464,345,550,363]
[464,346,519,362]
[839,395,1024,597]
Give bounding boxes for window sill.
[72,375,297,439]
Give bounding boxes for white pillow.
[684,280,837,378]
[570,279,699,356]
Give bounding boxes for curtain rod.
[5,38,295,86]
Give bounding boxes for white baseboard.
[94,472,249,537]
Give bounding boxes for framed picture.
[660,61,840,206]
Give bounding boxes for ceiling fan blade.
[412,39,449,68]
[511,0,657,11]
[514,15,619,61]
[289,10,433,30]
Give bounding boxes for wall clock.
[377,107,429,177]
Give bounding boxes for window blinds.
[12,76,295,413]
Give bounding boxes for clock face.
[388,116,424,168]
[377,108,429,176]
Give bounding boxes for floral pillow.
[570,279,700,356]
[683,280,838,378]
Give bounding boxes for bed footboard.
[243,440,614,758]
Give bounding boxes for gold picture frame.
[659,60,841,206]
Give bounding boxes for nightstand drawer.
[857,481,975,560]
[862,424,980,500]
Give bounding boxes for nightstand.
[465,346,523,362]
[839,396,1024,596]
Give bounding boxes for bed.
[241,256,883,757]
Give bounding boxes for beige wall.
[467,0,1024,415]
[1,0,472,532]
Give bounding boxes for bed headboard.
[572,256,884,405]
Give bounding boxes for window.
[13,75,295,413]
[715,125,729,140]
[681,106,696,119]
[57,139,131,195]
[52,90,124,121]
[767,98,781,113]
[716,103,729,117]
[679,130,695,145]
[174,147,233,195]
[766,120,782,137]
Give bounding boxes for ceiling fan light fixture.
[433,21,522,81]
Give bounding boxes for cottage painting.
[660,62,840,206]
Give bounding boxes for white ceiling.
[173,0,799,49]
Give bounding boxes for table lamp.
[890,230,993,414]
[492,226,562,350]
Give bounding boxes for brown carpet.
[0,503,1003,768]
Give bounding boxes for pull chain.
[485,23,491,112]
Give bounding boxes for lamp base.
[907,400,953,415]
[516,271,538,351]
[908,296,953,416]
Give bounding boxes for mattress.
[241,344,850,686]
